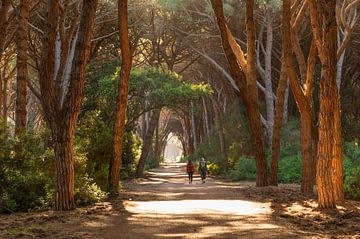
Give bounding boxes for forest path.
[100,163,308,238]
[1,163,359,239]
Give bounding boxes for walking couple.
[186,157,207,184]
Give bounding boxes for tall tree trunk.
[315,0,343,208]
[269,66,287,186]
[246,0,268,186]
[136,110,160,177]
[15,0,29,135]
[109,0,132,193]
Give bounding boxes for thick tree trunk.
[15,0,29,135]
[316,0,343,208]
[52,124,75,211]
[269,66,287,186]
[136,110,160,177]
[109,0,132,193]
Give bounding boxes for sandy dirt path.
[1,163,359,238]
[102,163,298,238]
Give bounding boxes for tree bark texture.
[15,0,29,135]
[314,0,343,208]
[39,0,98,211]
[109,0,132,193]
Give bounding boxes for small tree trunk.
[2,72,8,123]
[136,110,160,177]
[300,112,315,195]
[190,101,197,150]
[264,7,274,148]
[212,98,226,158]
[202,97,210,138]
[15,0,30,135]
[269,66,287,186]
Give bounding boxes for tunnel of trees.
[0,0,360,213]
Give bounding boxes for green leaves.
[128,67,211,111]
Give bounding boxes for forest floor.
[0,163,359,239]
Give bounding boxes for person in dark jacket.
[186,160,195,184]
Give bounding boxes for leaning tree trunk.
[136,110,160,177]
[109,0,132,193]
[15,0,30,135]
[210,0,268,186]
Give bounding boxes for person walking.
[198,157,207,183]
[186,160,195,184]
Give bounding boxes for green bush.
[0,126,54,213]
[74,175,107,206]
[278,154,302,183]
[230,157,256,181]
[343,142,360,200]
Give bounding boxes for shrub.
[74,175,107,206]
[230,157,256,181]
[343,142,360,200]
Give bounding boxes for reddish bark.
[108,0,132,193]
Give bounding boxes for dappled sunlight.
[124,199,270,215]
